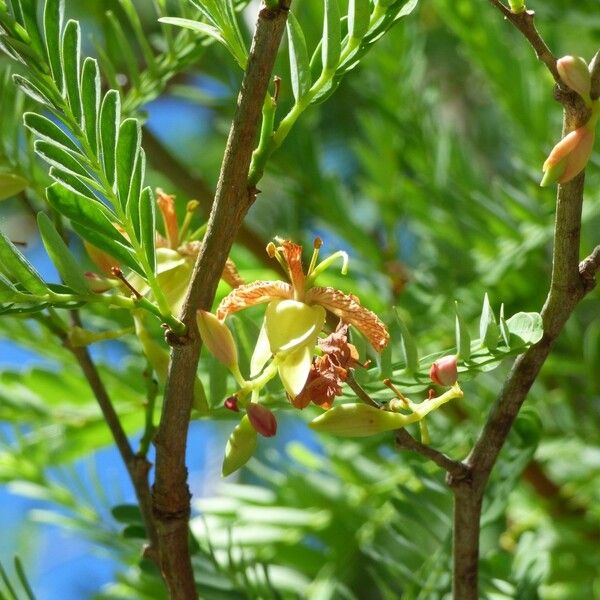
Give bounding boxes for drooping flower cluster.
[211,238,389,401]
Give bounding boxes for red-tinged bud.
[429,355,458,386]
[557,56,591,102]
[224,396,239,412]
[541,126,596,186]
[197,310,238,369]
[246,402,277,437]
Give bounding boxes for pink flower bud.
[197,310,238,368]
[557,56,591,101]
[540,126,595,186]
[246,403,277,437]
[224,396,239,412]
[429,355,458,386]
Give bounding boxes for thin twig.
[486,0,560,82]
[151,4,292,598]
[345,372,470,479]
[450,7,600,597]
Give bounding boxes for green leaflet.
[139,187,156,275]
[61,20,82,122]
[394,308,419,373]
[43,0,64,91]
[322,0,341,72]
[80,57,100,153]
[23,111,81,154]
[12,73,53,106]
[0,272,32,303]
[45,184,123,242]
[0,228,49,295]
[34,139,90,180]
[348,0,370,42]
[479,292,499,351]
[287,11,311,102]
[37,212,89,294]
[115,118,141,211]
[49,166,97,201]
[99,90,121,186]
[455,301,471,361]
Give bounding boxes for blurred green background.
[0,0,599,598]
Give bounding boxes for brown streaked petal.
[216,280,292,320]
[280,240,305,292]
[305,287,390,351]
[222,258,244,288]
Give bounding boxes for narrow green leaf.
[0,229,49,295]
[46,184,122,241]
[34,139,90,179]
[115,118,141,210]
[479,293,499,351]
[499,304,510,348]
[23,112,80,154]
[394,308,419,373]
[13,557,35,600]
[99,90,121,186]
[287,11,311,101]
[454,301,471,361]
[348,0,370,41]
[71,221,143,275]
[49,166,98,202]
[0,171,28,201]
[44,0,64,91]
[158,17,225,46]
[322,0,341,72]
[15,0,44,57]
[61,20,82,122]
[139,187,156,274]
[37,212,89,294]
[81,57,100,153]
[126,149,145,228]
[12,74,52,106]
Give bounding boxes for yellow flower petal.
[250,321,271,377]
[278,346,312,398]
[265,299,325,354]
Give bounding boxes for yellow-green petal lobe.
[250,320,271,377]
[278,346,312,398]
[309,404,412,437]
[265,299,325,354]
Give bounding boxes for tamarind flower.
[215,239,389,399]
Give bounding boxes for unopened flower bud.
[246,402,277,437]
[429,355,458,386]
[197,310,238,369]
[224,396,239,412]
[222,416,257,476]
[557,56,591,102]
[540,126,596,186]
[309,403,411,437]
